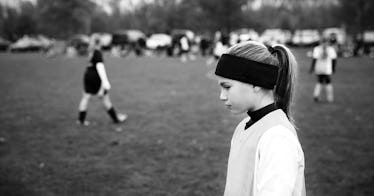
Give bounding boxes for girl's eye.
[219,82,231,89]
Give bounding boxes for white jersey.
[312,45,337,75]
[224,110,306,196]
[180,36,189,51]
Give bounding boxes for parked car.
[231,28,260,43]
[9,35,53,52]
[291,29,320,47]
[111,29,145,47]
[322,27,347,45]
[146,33,172,50]
[363,31,374,44]
[322,28,347,56]
[362,31,374,55]
[126,29,146,43]
[9,35,54,52]
[171,29,194,41]
[91,32,112,50]
[260,29,291,45]
[66,34,90,56]
[111,31,129,47]
[0,37,11,51]
[111,29,146,56]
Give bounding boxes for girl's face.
[218,77,258,114]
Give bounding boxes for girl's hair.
[89,37,101,51]
[320,38,328,59]
[226,41,298,119]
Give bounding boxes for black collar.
[245,103,278,129]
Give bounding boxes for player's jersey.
[84,49,103,94]
[180,37,189,51]
[312,45,337,75]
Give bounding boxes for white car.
[126,29,146,42]
[10,35,54,52]
[292,29,320,47]
[363,31,374,43]
[260,29,291,45]
[146,34,172,49]
[239,30,259,42]
[230,28,260,44]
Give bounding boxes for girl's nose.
[220,90,227,101]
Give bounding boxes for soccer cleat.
[313,97,320,103]
[76,120,90,126]
[116,113,128,123]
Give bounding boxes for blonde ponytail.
[272,44,298,118]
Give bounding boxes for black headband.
[215,54,279,89]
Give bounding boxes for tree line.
[1,0,373,41]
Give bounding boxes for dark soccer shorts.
[317,74,331,84]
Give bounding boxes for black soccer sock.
[78,111,87,123]
[107,107,119,123]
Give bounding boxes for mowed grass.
[0,50,373,196]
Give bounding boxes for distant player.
[206,32,230,66]
[180,35,190,62]
[77,38,127,125]
[179,34,195,62]
[310,38,338,103]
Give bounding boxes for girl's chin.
[229,108,246,115]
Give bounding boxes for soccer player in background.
[77,38,127,126]
[310,38,338,103]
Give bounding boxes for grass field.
[0,50,373,196]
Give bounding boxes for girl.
[77,38,127,126]
[215,41,306,196]
[310,38,337,103]
[180,35,190,62]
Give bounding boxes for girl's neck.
[252,96,275,111]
